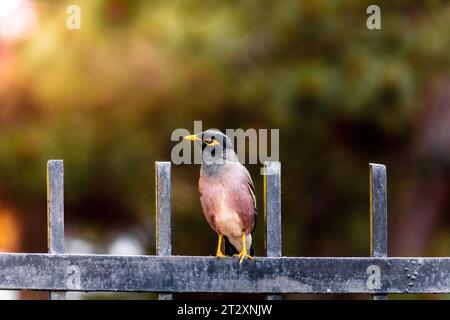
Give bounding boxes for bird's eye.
[204,137,219,146]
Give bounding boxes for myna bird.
[184,130,257,264]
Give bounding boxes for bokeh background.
[0,0,449,299]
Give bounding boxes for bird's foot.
[235,251,253,264]
[215,234,227,258]
[216,250,227,258]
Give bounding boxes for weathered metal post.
[155,161,173,300]
[47,160,66,300]
[369,163,388,300]
[264,161,282,300]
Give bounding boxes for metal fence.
[0,160,449,300]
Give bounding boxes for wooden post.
[264,161,282,300]
[155,162,172,300]
[47,160,66,300]
[369,163,388,300]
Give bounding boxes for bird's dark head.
[183,130,237,166]
[184,129,233,151]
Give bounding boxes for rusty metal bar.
[264,161,282,300]
[47,160,66,300]
[0,254,448,293]
[369,163,388,300]
[156,162,173,300]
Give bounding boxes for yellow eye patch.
[206,139,220,146]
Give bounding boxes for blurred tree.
[0,0,449,299]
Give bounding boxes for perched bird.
[184,130,257,263]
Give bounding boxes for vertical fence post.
[47,160,66,300]
[155,162,172,300]
[369,163,388,300]
[264,161,282,300]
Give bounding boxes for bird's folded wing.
[226,162,257,234]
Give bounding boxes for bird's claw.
[234,253,253,264]
[239,254,253,264]
[216,251,227,258]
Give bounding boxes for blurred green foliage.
[0,0,450,299]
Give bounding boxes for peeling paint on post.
[264,161,282,300]
[156,162,172,300]
[47,160,66,300]
[367,265,381,290]
[369,163,388,300]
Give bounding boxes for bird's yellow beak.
[183,134,201,142]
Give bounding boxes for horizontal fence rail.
[0,159,448,298]
[0,255,448,294]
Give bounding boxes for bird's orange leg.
[216,234,226,258]
[238,233,253,264]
